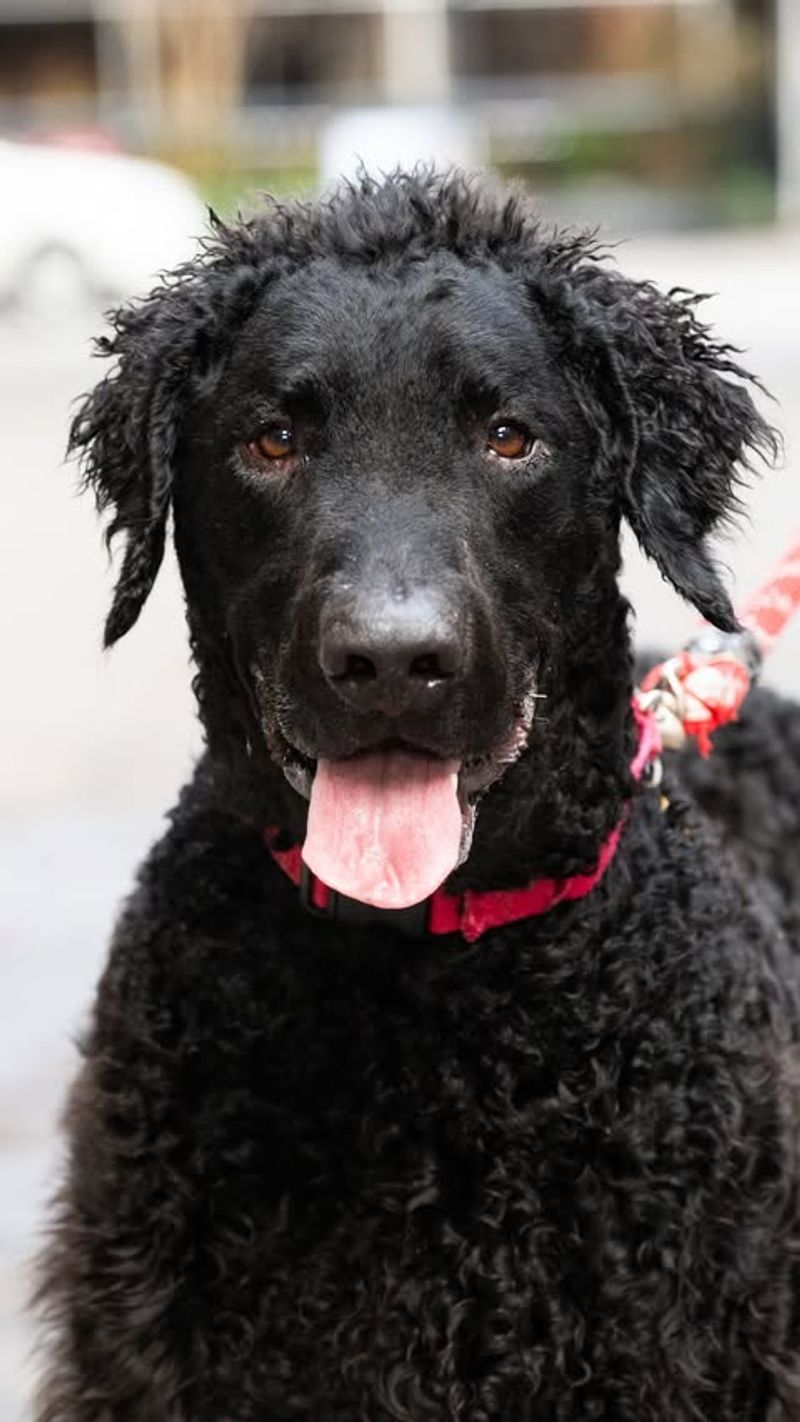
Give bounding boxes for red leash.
[740,533,800,653]
[636,530,800,756]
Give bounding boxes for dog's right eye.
[247,424,296,462]
[487,421,532,460]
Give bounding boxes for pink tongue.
[303,749,462,909]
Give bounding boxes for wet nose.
[319,588,465,715]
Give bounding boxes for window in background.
[243,13,384,105]
[0,20,98,122]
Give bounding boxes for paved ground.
[2,222,799,1418]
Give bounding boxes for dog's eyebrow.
[429,317,521,410]
[450,366,503,411]
[422,274,459,303]
[273,367,332,415]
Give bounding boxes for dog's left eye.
[247,423,296,461]
[487,421,533,460]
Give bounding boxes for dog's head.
[73,172,772,904]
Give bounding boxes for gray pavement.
[2,223,799,1418]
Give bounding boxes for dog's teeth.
[283,761,313,799]
[456,803,476,868]
[521,684,544,725]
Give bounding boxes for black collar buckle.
[299,862,430,937]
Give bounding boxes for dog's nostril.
[409,652,453,682]
[342,653,376,682]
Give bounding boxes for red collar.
[265,706,661,944]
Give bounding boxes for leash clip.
[639,754,663,791]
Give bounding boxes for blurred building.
[0,0,796,225]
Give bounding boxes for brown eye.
[248,423,296,461]
[487,421,532,460]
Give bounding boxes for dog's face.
[73,175,771,901]
[174,256,606,898]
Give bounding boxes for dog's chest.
[92,830,795,1420]
[166,929,667,1285]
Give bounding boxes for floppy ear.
[71,301,182,646]
[71,226,265,646]
[536,258,777,630]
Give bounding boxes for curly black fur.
[35,171,800,1421]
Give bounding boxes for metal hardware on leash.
[639,753,663,790]
[685,625,763,680]
[636,528,800,758]
[637,667,691,752]
[638,627,763,753]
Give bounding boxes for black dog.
[36,172,800,1420]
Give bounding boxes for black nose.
[319,588,465,715]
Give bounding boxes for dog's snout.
[319,588,465,715]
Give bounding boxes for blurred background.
[1,2,799,1416]
[0,0,796,224]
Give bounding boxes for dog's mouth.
[272,703,537,910]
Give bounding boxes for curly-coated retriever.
[36,171,800,1421]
